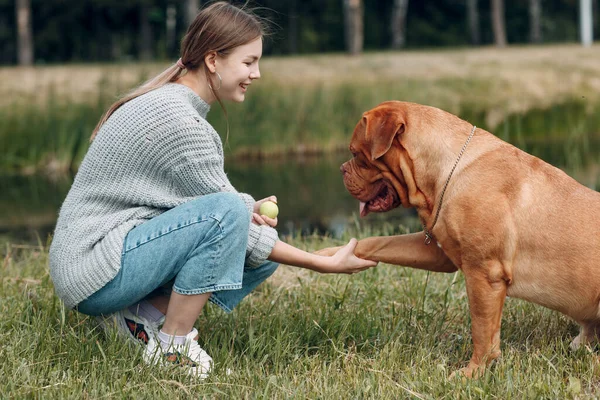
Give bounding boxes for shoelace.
[177,329,212,368]
[185,341,210,364]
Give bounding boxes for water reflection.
[0,174,72,243]
[1,137,599,243]
[225,152,420,237]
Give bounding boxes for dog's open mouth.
[359,180,401,217]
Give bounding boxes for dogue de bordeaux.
[317,101,600,378]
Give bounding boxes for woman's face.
[215,37,262,103]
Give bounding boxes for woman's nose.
[250,67,261,80]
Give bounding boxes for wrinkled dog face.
[341,104,404,217]
[341,158,400,217]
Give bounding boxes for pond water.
[1,137,599,244]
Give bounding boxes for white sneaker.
[144,328,213,378]
[95,308,164,346]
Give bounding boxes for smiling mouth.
[359,180,401,217]
[239,83,250,91]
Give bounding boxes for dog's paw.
[314,246,342,256]
[449,368,468,381]
[449,364,485,380]
[570,334,585,351]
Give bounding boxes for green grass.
[2,79,599,175]
[2,234,599,398]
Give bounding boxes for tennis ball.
[259,201,279,219]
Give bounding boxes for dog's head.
[341,101,420,216]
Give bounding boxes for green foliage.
[1,0,598,64]
[0,95,105,172]
[2,72,600,174]
[2,237,600,397]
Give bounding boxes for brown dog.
[319,101,600,378]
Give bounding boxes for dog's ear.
[363,108,405,160]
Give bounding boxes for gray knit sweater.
[49,83,279,309]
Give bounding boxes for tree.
[15,0,33,65]
[342,0,363,55]
[184,0,200,30]
[166,4,177,56]
[580,0,593,47]
[467,0,480,45]
[491,0,507,47]
[139,1,153,61]
[288,0,298,54]
[391,0,409,49]
[529,0,542,43]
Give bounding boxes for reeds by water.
[2,45,600,173]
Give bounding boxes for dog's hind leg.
[570,320,600,350]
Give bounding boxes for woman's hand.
[267,239,377,275]
[313,245,342,257]
[253,195,278,228]
[318,238,378,274]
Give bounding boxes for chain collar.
[423,125,477,245]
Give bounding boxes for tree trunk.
[529,0,542,43]
[111,33,122,60]
[467,0,480,45]
[491,0,507,47]
[15,0,34,65]
[139,2,153,61]
[580,0,593,47]
[166,4,177,56]
[184,0,200,29]
[391,0,409,49]
[288,0,298,54]
[343,0,363,55]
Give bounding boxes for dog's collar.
[423,125,477,245]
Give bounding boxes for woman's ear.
[204,51,217,73]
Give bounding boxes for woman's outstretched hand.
[319,238,378,274]
[267,239,377,275]
[314,245,341,257]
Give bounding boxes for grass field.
[1,44,600,173]
[2,46,600,396]
[2,233,600,399]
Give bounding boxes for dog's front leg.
[315,232,458,273]
[354,233,457,272]
[452,261,508,379]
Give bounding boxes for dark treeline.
[1,0,598,65]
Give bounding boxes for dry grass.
[4,44,600,126]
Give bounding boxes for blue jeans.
[77,193,279,315]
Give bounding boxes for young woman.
[49,2,376,378]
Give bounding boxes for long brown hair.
[90,1,267,141]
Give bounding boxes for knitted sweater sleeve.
[166,119,278,268]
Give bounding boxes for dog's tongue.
[359,201,368,217]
